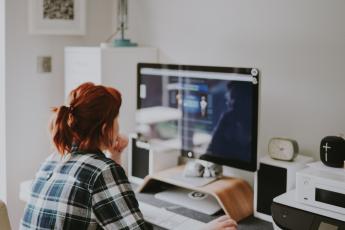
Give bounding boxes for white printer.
[296,161,345,215]
[272,162,345,230]
[272,190,345,230]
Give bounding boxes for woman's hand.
[204,215,238,230]
[108,134,128,165]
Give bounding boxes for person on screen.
[207,81,252,162]
[176,91,183,108]
[200,95,208,117]
[20,82,237,230]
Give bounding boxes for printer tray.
[271,202,345,230]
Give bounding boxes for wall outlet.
[37,56,52,73]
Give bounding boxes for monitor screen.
[136,63,259,171]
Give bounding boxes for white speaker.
[128,133,180,184]
[254,155,313,222]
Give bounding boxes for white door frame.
[0,0,6,202]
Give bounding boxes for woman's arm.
[91,163,151,230]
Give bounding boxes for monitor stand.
[167,171,218,187]
[154,187,222,215]
[137,165,254,222]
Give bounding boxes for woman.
[207,81,253,162]
[20,82,237,230]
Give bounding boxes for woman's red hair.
[50,82,122,154]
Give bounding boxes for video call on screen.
[138,72,254,163]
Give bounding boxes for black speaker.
[128,133,180,184]
[128,134,150,183]
[320,136,345,168]
[254,155,313,222]
[257,163,287,216]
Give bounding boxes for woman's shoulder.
[42,151,120,178]
[75,152,127,178]
[87,154,130,189]
[65,151,118,172]
[84,152,117,167]
[87,153,126,178]
[43,151,113,167]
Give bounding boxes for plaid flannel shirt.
[20,150,151,230]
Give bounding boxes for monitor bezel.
[137,63,259,172]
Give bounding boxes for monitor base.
[137,165,253,221]
[154,187,222,215]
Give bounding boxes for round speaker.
[320,136,345,168]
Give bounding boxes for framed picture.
[28,0,86,35]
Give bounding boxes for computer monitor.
[136,63,259,172]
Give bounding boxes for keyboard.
[139,201,207,230]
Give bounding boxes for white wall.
[0,0,6,203]
[129,0,345,180]
[5,0,115,227]
[4,0,345,226]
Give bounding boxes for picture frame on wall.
[28,0,86,35]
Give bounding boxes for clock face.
[277,140,291,153]
[269,138,294,159]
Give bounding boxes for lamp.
[113,0,137,47]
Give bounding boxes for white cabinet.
[64,46,158,168]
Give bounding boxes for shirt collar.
[70,143,105,156]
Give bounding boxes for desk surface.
[20,179,274,229]
[135,189,273,230]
